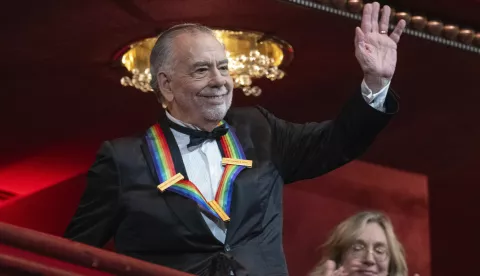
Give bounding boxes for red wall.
[0,174,86,236]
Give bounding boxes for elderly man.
[65,2,405,275]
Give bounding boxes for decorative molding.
[280,0,480,55]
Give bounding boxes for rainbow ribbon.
[145,121,249,221]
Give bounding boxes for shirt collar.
[165,111,198,150]
[165,111,201,130]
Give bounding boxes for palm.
[355,3,406,80]
[357,32,397,78]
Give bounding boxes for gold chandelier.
[119,29,293,96]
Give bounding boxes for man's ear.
[157,72,174,103]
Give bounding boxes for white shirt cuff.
[361,79,390,112]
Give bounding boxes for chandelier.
[119,29,293,96]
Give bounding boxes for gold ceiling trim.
[119,29,294,96]
[282,0,480,55]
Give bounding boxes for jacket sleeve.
[63,141,120,247]
[258,89,398,184]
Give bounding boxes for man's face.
[159,32,233,125]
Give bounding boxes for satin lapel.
[220,120,258,240]
[140,140,159,186]
[141,118,221,243]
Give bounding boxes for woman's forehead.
[354,222,388,244]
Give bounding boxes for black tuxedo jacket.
[64,90,398,275]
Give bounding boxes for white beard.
[200,96,232,121]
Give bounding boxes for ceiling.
[0,0,479,274]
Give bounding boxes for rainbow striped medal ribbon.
[145,121,252,222]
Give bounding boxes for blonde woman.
[309,211,419,276]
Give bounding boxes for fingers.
[390,19,406,43]
[324,260,336,275]
[379,5,391,33]
[355,27,365,46]
[361,3,372,33]
[332,266,347,276]
[361,2,394,35]
[323,261,347,276]
[371,2,380,32]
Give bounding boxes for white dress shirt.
[166,81,390,243]
[166,112,229,242]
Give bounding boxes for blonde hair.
[310,211,408,276]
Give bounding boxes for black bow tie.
[167,120,229,148]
